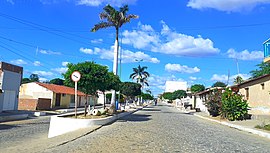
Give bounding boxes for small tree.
[212,81,226,87]
[233,76,244,85]
[50,78,64,85]
[221,88,249,121]
[205,89,222,117]
[141,93,154,101]
[172,90,187,100]
[250,62,270,78]
[162,92,174,103]
[120,82,141,102]
[63,61,114,116]
[30,74,39,82]
[190,84,205,93]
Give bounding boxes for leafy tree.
[22,78,31,84]
[212,81,226,87]
[63,61,118,116]
[205,89,222,117]
[120,82,141,101]
[172,90,187,99]
[99,72,121,108]
[233,76,244,85]
[190,84,205,93]
[29,74,39,82]
[50,78,64,85]
[221,88,249,121]
[141,93,154,100]
[250,62,270,78]
[161,92,174,103]
[92,4,138,105]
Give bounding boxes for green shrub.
[221,88,249,121]
[205,89,222,117]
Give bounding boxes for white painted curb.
[194,114,270,140]
[48,110,135,138]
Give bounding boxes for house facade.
[0,62,23,112]
[165,81,187,93]
[231,74,270,114]
[19,82,96,109]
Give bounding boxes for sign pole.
[71,71,81,119]
[75,81,77,118]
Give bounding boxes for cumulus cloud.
[211,73,251,85]
[187,0,270,12]
[77,0,137,7]
[62,61,69,66]
[34,61,41,66]
[122,21,219,56]
[165,63,200,74]
[52,67,68,74]
[80,46,160,63]
[6,0,14,5]
[91,39,103,44]
[10,59,27,65]
[227,48,263,60]
[32,71,54,77]
[39,49,61,55]
[189,76,197,80]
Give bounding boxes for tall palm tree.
[91,5,138,106]
[234,75,244,85]
[130,65,150,104]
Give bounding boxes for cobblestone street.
[44,104,270,153]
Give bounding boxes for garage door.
[3,90,16,110]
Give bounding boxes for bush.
[205,89,222,117]
[221,88,249,121]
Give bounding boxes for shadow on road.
[0,124,19,130]
[141,108,161,112]
[118,114,151,122]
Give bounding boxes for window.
[62,93,66,97]
[245,88,249,100]
[261,83,265,90]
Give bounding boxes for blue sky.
[1,0,270,96]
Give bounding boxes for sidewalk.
[193,111,270,140]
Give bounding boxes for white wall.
[165,81,187,93]
[20,82,53,99]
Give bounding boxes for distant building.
[19,82,96,110]
[165,81,187,93]
[0,62,23,112]
[263,38,270,63]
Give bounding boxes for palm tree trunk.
[111,28,119,107]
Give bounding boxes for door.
[55,93,61,107]
[3,90,16,110]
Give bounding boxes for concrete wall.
[238,77,270,114]
[0,70,22,112]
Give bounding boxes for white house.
[19,82,96,109]
[165,81,187,93]
[0,62,23,112]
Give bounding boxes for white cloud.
[91,39,103,44]
[34,61,41,66]
[6,0,14,5]
[62,62,69,66]
[187,0,270,12]
[227,48,263,61]
[122,21,219,56]
[189,76,197,80]
[10,59,27,65]
[39,49,61,55]
[80,46,160,63]
[211,73,251,85]
[77,0,137,7]
[52,67,68,74]
[32,71,54,77]
[165,63,200,74]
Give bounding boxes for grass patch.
[255,124,270,131]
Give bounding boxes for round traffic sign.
[71,71,81,82]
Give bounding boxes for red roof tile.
[36,82,85,96]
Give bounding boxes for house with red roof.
[19,82,96,110]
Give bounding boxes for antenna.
[227,69,230,85]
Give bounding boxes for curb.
[0,114,29,122]
[194,113,270,140]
